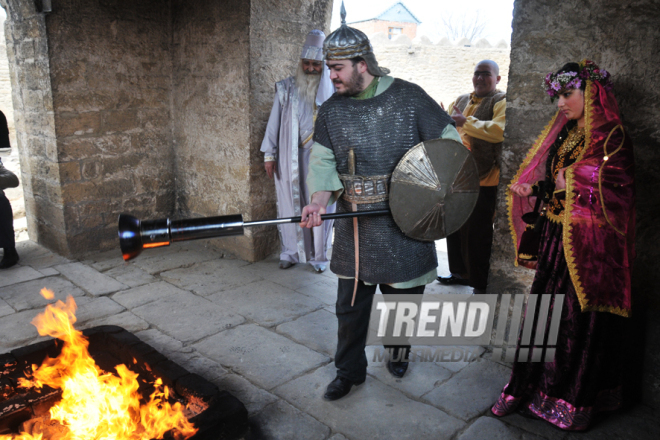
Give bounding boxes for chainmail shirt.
[314,79,454,284]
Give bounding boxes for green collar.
[353,77,380,100]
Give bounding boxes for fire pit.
[1,304,247,440]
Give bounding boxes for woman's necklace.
[558,126,585,156]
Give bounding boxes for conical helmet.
[323,2,390,76]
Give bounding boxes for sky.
[330,0,515,43]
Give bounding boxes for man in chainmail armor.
[300,4,462,401]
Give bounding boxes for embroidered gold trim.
[563,82,591,315]
[518,253,536,260]
[562,82,630,318]
[507,113,560,266]
[598,124,626,235]
[546,210,563,224]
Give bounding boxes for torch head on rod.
[118,214,171,261]
[118,213,245,261]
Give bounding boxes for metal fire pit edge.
[0,326,248,440]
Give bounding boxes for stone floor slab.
[422,359,511,421]
[192,323,330,390]
[496,413,567,440]
[111,281,184,309]
[104,264,157,288]
[295,276,338,306]
[0,308,46,350]
[80,311,150,334]
[239,260,324,292]
[458,416,544,440]
[247,399,331,440]
[37,267,60,277]
[273,363,463,440]
[74,297,126,324]
[54,262,127,296]
[0,265,45,288]
[215,373,279,416]
[276,309,337,356]
[82,249,127,272]
[365,346,453,399]
[23,252,71,270]
[131,291,245,343]
[15,241,71,269]
[207,280,324,328]
[132,247,223,275]
[436,345,487,373]
[564,404,660,440]
[160,259,261,296]
[0,299,13,318]
[136,328,192,356]
[0,277,86,312]
[172,354,229,385]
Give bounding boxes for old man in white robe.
[261,29,335,272]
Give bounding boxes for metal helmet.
[323,2,390,77]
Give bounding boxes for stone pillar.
[170,0,331,262]
[2,0,66,253]
[492,0,660,411]
[247,0,332,261]
[2,0,332,261]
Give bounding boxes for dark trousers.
[334,278,425,382]
[0,191,14,249]
[446,186,498,290]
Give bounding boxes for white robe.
[260,67,335,268]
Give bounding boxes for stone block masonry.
[0,0,333,261]
[370,34,510,108]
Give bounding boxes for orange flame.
[0,296,197,440]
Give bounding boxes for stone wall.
[370,34,510,108]
[494,0,660,411]
[1,0,333,261]
[170,0,252,258]
[247,0,332,260]
[2,0,64,253]
[48,0,174,255]
[170,0,331,262]
[0,11,15,147]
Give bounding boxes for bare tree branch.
[440,11,488,42]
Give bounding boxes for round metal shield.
[389,138,480,241]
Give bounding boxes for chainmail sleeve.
[313,102,332,149]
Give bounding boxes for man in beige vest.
[437,60,506,293]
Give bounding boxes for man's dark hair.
[350,57,365,66]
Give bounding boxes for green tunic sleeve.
[307,142,344,205]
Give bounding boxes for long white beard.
[295,63,321,106]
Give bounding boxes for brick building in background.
[348,2,420,40]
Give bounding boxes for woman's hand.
[555,168,567,190]
[510,182,533,197]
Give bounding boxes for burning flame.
[0,289,197,440]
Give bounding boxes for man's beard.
[335,65,364,97]
[295,62,322,106]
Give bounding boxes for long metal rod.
[242,209,391,227]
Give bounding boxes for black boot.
[0,247,19,269]
[386,347,409,378]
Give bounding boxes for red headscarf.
[509,75,635,317]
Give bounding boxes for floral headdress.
[543,60,613,102]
